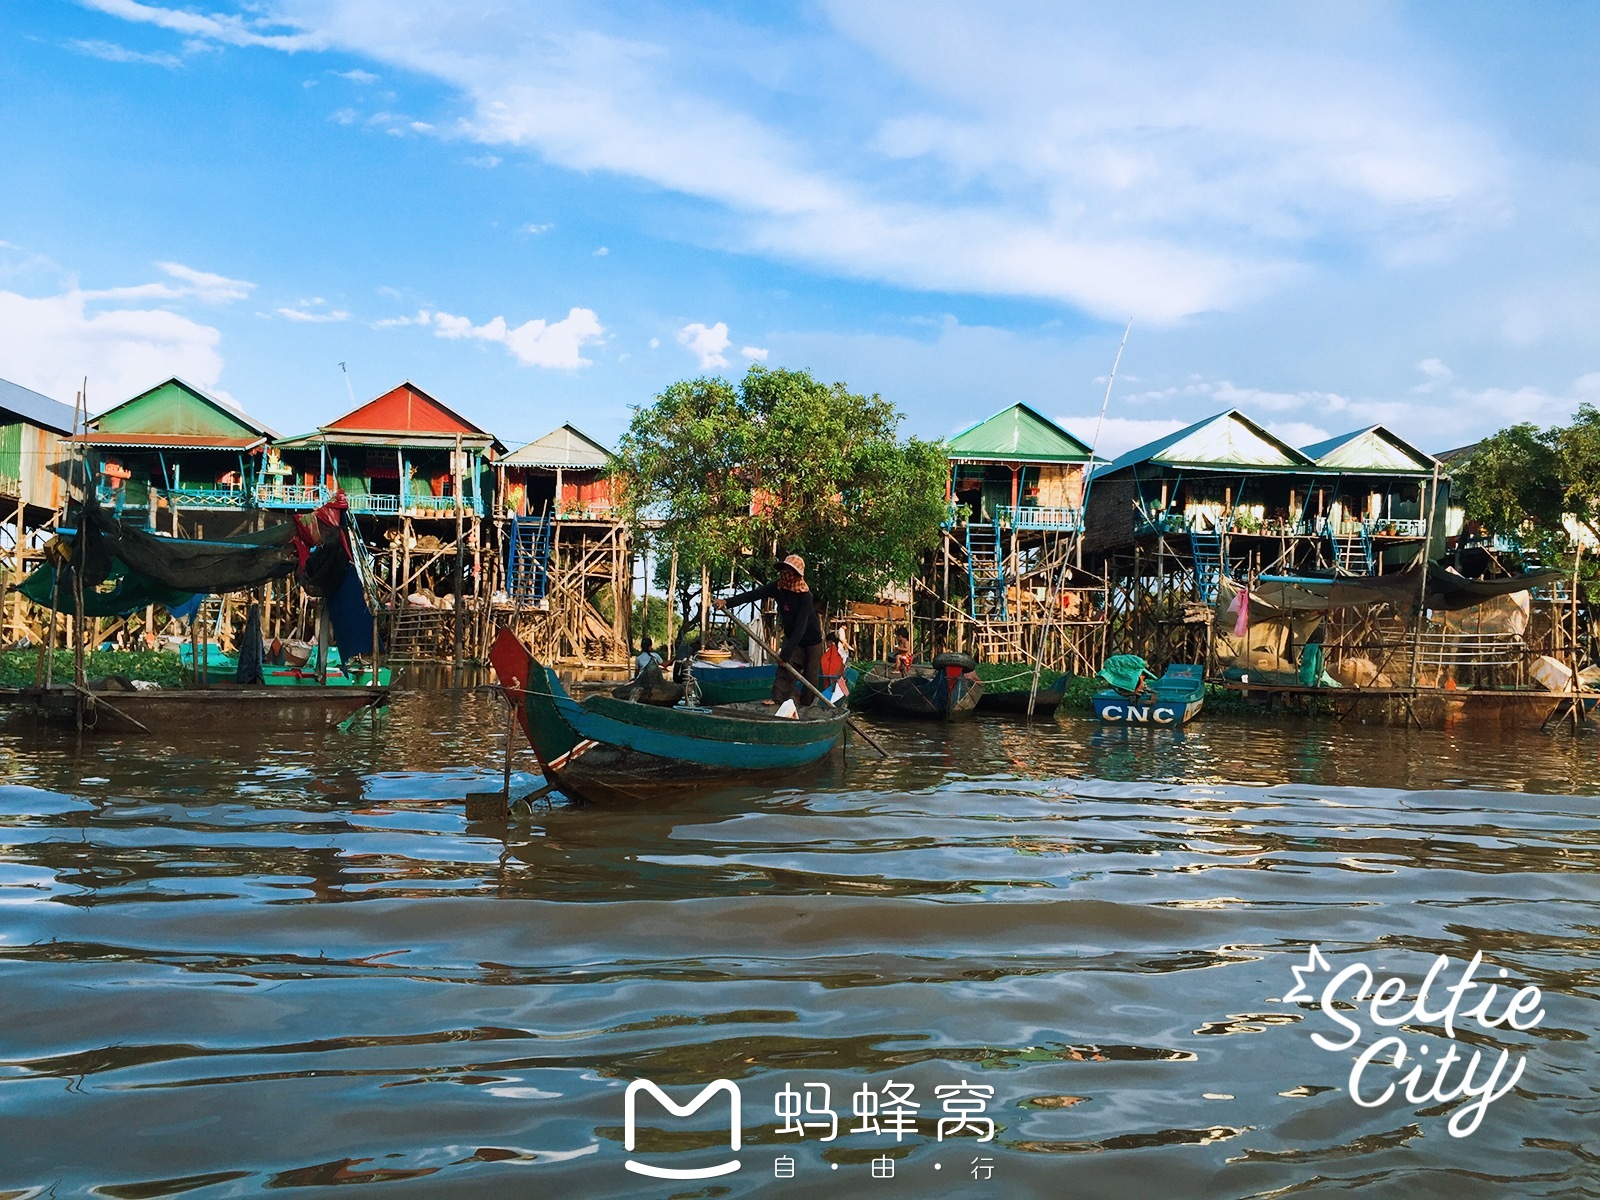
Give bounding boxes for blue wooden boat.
[1091,662,1205,726]
[692,660,861,707]
[491,630,848,802]
[692,662,778,706]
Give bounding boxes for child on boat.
[893,625,913,674]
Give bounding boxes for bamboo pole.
[452,433,466,676]
[667,545,678,652]
[71,383,88,729]
[1408,463,1440,691]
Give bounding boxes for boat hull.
[1091,692,1204,725]
[693,663,777,706]
[976,676,1067,716]
[1091,662,1205,726]
[491,630,847,802]
[851,664,983,719]
[693,662,858,706]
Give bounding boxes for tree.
[612,364,948,611]
[1452,422,1561,537]
[1452,407,1600,606]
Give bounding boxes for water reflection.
[0,692,1594,1196]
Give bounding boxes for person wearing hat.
[715,553,824,705]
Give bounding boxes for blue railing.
[997,504,1083,531]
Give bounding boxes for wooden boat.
[491,630,848,802]
[1091,662,1205,726]
[692,661,776,706]
[975,672,1069,716]
[850,653,983,720]
[13,682,389,735]
[692,661,860,706]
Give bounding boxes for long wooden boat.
[975,672,1069,716]
[850,654,983,720]
[491,630,848,802]
[1091,663,1204,726]
[692,661,859,706]
[692,662,777,706]
[13,683,389,735]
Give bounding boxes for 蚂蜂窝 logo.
[624,1078,743,1179]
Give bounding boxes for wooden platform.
[1216,680,1589,729]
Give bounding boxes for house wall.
[1034,464,1084,508]
[0,423,68,510]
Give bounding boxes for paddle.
[712,603,889,759]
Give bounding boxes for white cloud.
[428,306,605,368]
[648,337,661,349]
[678,321,730,369]
[155,261,253,304]
[1055,415,1185,460]
[0,286,225,409]
[330,107,358,124]
[68,39,182,67]
[524,222,554,234]
[1412,357,1454,394]
[1264,420,1332,448]
[110,0,1512,325]
[77,0,328,51]
[371,308,432,328]
[740,345,768,362]
[592,246,609,256]
[466,154,502,168]
[276,298,350,322]
[337,68,378,83]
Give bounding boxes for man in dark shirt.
[716,553,823,705]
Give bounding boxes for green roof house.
[946,404,1095,529]
[70,378,275,523]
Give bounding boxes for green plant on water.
[0,649,188,689]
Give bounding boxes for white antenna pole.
[338,361,356,408]
[1082,318,1132,514]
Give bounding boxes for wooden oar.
[714,605,888,758]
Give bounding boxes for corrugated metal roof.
[1100,410,1313,475]
[947,403,1093,462]
[502,424,611,468]
[92,377,278,440]
[68,433,267,450]
[1301,426,1438,474]
[272,430,499,451]
[317,381,505,452]
[0,376,77,435]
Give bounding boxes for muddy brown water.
[0,687,1595,1198]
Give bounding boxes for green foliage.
[1552,404,1600,532]
[1453,422,1562,537]
[632,593,671,647]
[0,649,187,689]
[612,364,949,607]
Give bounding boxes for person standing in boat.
[715,553,823,705]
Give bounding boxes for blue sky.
[1,1,1596,457]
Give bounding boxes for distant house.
[1084,410,1448,582]
[69,377,275,524]
[1084,409,1315,550]
[0,376,76,517]
[499,424,614,520]
[1300,425,1443,538]
[946,403,1095,529]
[274,381,505,518]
